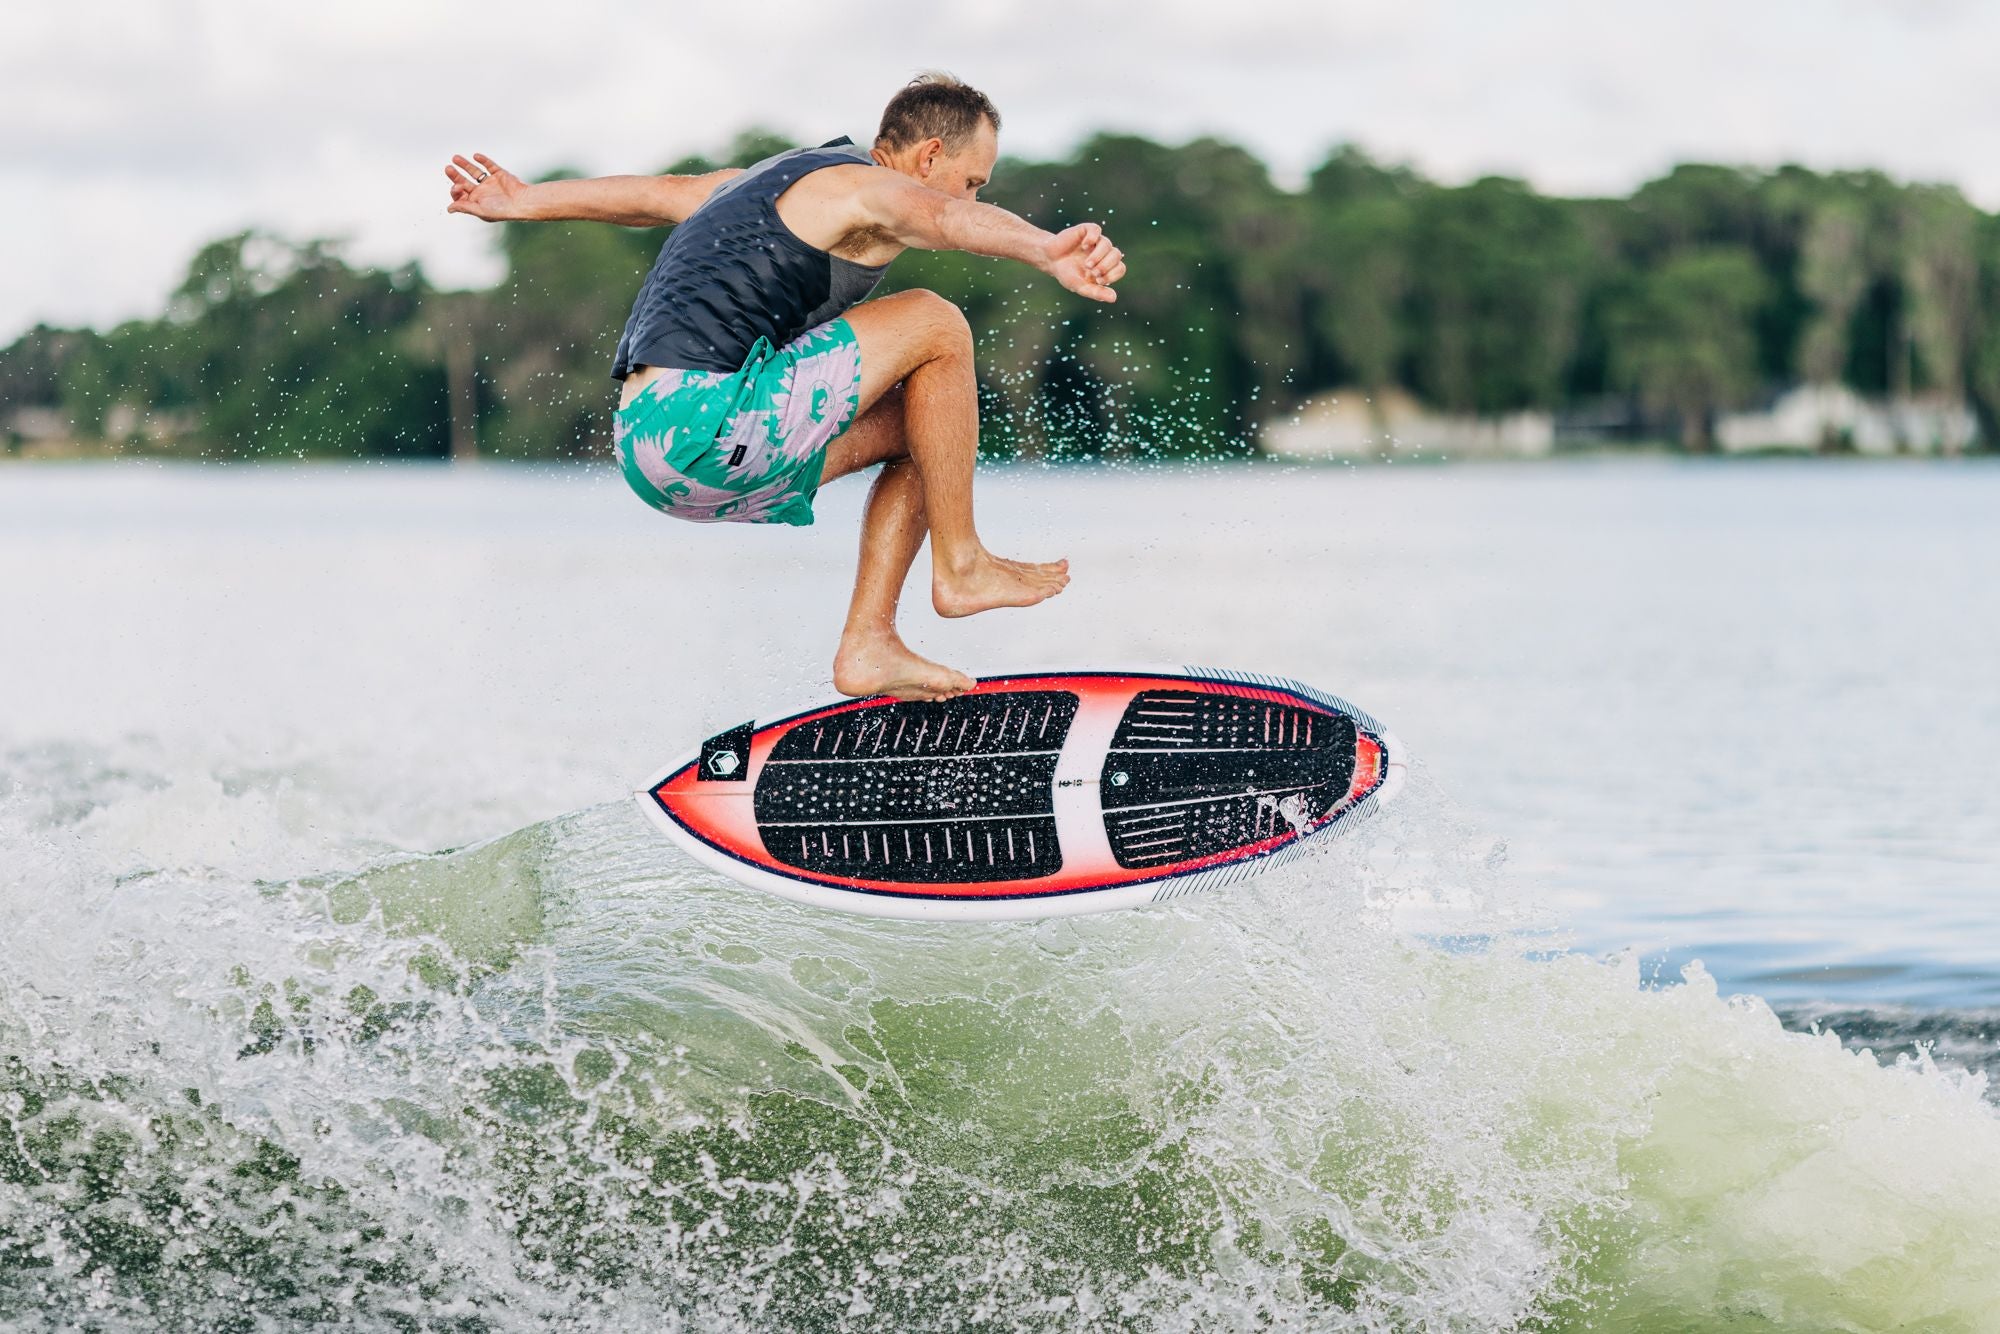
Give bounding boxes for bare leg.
[840,291,1069,618]
[819,389,975,700]
[830,460,977,700]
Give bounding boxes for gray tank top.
[611,138,890,379]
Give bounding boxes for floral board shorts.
[612,319,863,527]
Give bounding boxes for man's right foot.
[833,633,977,701]
[932,549,1069,619]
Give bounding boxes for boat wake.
[3,743,1995,1330]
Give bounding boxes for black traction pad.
[755,692,1078,883]
[1100,691,1356,869]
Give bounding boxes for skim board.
[635,668,1406,922]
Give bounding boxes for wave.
[2,746,1996,1330]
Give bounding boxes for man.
[443,73,1126,701]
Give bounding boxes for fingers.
[1053,221,1100,255]
[1082,253,1125,289]
[1077,228,1125,288]
[448,154,505,189]
[1051,221,1126,299]
[1061,275,1118,303]
[446,154,506,215]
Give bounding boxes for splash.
[2,745,1996,1330]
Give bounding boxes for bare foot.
[833,631,977,701]
[933,548,1070,619]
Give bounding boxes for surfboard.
[634,668,1405,921]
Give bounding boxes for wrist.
[1028,230,1058,275]
[506,183,545,222]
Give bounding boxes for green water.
[6,798,1994,1331]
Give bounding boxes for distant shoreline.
[6,446,1996,469]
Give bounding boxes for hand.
[444,153,528,222]
[1043,223,1126,303]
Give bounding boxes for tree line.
[4,130,1996,460]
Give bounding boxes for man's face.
[915,121,999,201]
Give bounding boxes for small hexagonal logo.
[697,722,754,783]
[1110,771,1130,787]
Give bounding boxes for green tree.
[1304,192,1415,393]
[1621,163,1814,386]
[477,207,651,459]
[8,131,1999,462]
[1607,246,1771,450]
[1405,177,1589,414]
[1623,164,1770,256]
[154,233,447,458]
[1963,213,2000,442]
[968,134,1299,457]
[1796,199,1872,385]
[1897,185,1980,402]
[1306,143,1425,211]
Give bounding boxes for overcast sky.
[1,0,1990,344]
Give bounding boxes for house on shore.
[1714,385,1979,455]
[1259,384,1983,459]
[1259,388,1554,461]
[5,404,201,457]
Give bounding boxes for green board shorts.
[612,318,863,527]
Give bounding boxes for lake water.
[2,459,1996,1329]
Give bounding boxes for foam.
[4,754,1995,1329]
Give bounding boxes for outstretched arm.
[444,153,742,227]
[855,171,1128,303]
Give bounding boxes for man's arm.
[444,153,742,227]
[853,171,1128,303]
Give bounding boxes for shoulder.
[784,162,924,227]
[792,161,898,196]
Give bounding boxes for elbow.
[915,196,961,252]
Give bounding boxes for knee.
[899,289,973,356]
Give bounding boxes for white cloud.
[2,0,1995,342]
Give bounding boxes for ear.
[917,136,946,178]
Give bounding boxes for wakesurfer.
[443,73,1126,701]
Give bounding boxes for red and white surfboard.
[635,667,1405,921]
